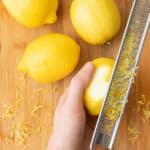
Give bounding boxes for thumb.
[67,62,94,106]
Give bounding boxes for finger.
[67,62,94,105]
[57,88,69,108]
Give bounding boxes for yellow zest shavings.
[31,103,54,118]
[132,66,139,84]
[140,94,150,122]
[103,123,114,135]
[101,103,122,135]
[136,94,146,112]
[128,126,141,144]
[136,100,144,112]
[137,100,145,105]
[143,109,150,121]
[2,94,22,120]
[15,89,22,109]
[105,105,121,121]
[141,94,146,103]
[4,130,15,145]
[128,134,138,145]
[33,88,43,93]
[16,88,24,102]
[135,94,150,123]
[128,126,141,134]
[4,137,13,144]
[46,88,58,94]
[3,106,16,120]
[14,122,35,146]
[1,84,54,147]
[2,88,23,120]
[32,104,45,117]
[2,123,42,146]
[104,96,122,122]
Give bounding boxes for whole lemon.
[2,0,58,27]
[70,0,121,45]
[18,33,80,83]
[84,58,114,116]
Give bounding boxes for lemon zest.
[128,126,140,144]
[143,109,150,120]
[33,88,43,93]
[14,122,35,146]
[32,104,45,117]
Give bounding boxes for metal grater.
[90,0,150,149]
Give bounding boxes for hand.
[47,62,94,150]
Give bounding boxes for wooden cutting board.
[0,0,150,150]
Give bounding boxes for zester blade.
[90,0,150,149]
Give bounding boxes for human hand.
[47,62,94,150]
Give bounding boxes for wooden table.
[0,0,150,150]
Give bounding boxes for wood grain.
[0,0,150,150]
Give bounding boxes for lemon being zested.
[18,33,80,83]
[2,0,58,27]
[84,58,114,116]
[70,0,121,45]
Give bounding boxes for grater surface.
[90,0,150,149]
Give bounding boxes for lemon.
[2,0,58,27]
[18,33,80,83]
[84,58,114,116]
[70,0,121,45]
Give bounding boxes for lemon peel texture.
[18,33,80,83]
